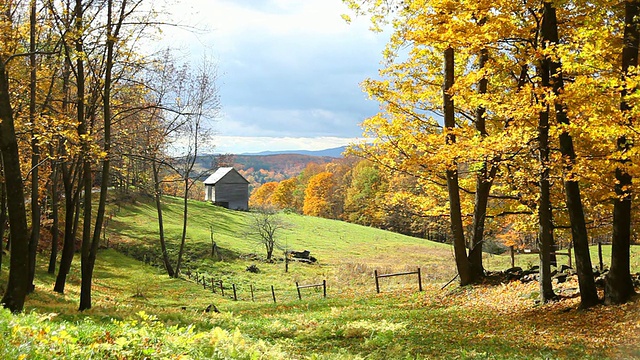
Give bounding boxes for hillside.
[106,195,640,286]
[108,194,462,290]
[232,153,337,186]
[5,195,640,359]
[193,153,339,188]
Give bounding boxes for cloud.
[211,135,362,154]
[219,106,366,137]
[158,0,387,153]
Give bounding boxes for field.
[2,195,640,359]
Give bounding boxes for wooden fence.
[374,268,422,293]
[186,272,327,303]
[510,246,573,268]
[509,242,610,270]
[295,280,327,300]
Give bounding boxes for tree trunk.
[28,0,40,294]
[54,157,80,293]
[542,2,599,308]
[174,178,189,277]
[53,135,79,293]
[0,179,6,270]
[538,64,556,302]
[76,0,96,311]
[48,155,59,274]
[468,46,491,283]
[266,244,273,261]
[54,46,76,293]
[605,0,638,305]
[0,59,31,313]
[153,161,174,276]
[443,47,472,285]
[80,0,126,311]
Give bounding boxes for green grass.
[110,195,462,297]
[1,194,639,359]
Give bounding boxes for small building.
[203,167,249,210]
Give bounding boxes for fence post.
[568,247,572,268]
[417,267,423,292]
[211,277,216,293]
[271,285,277,303]
[220,280,224,297]
[374,269,380,294]
[510,246,515,268]
[250,285,255,302]
[598,242,604,271]
[232,284,237,301]
[296,282,302,300]
[323,280,327,298]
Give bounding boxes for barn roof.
[203,167,249,185]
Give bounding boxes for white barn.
[203,167,249,210]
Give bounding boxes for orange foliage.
[249,181,279,209]
[271,178,298,210]
[303,172,336,218]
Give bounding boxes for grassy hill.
[3,195,640,359]
[108,195,463,299]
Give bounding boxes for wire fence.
[184,272,330,303]
[183,265,426,305]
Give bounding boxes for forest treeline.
[249,158,451,243]
[0,0,220,313]
[338,0,640,308]
[251,0,640,309]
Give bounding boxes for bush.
[0,309,288,359]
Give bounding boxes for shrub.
[0,309,287,359]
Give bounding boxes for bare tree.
[246,207,286,261]
[172,57,220,277]
[121,51,220,278]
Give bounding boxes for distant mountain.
[192,151,340,189]
[243,146,347,158]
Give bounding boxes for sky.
[160,0,388,154]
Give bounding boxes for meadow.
[1,195,640,359]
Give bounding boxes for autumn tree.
[285,162,326,213]
[271,178,299,211]
[538,2,599,308]
[27,0,40,294]
[343,160,384,226]
[303,171,336,218]
[249,181,279,209]
[80,0,153,311]
[344,0,521,284]
[0,2,30,312]
[537,32,556,303]
[136,57,184,277]
[606,0,639,305]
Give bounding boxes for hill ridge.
[241,146,346,157]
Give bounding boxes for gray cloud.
[165,0,387,152]
[218,31,383,137]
